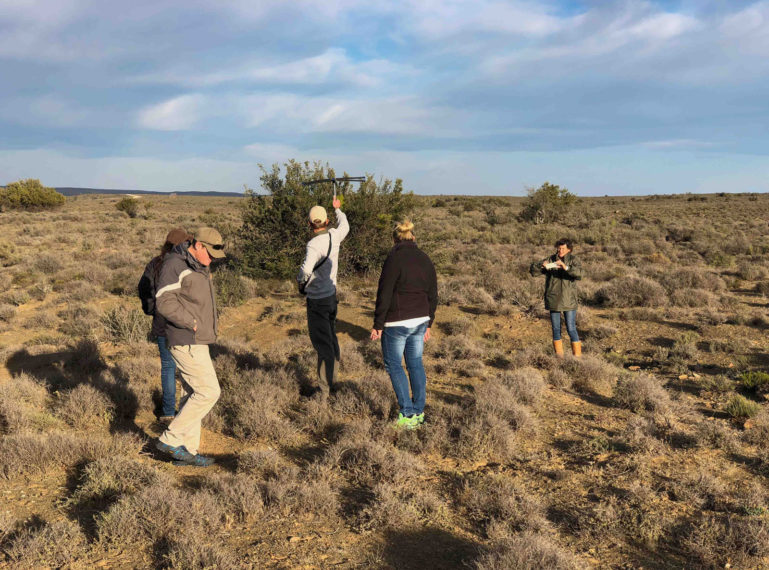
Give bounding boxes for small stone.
[289,536,301,543]
[629,366,640,371]
[678,374,688,380]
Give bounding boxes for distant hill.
[55,187,245,197]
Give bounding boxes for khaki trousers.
[159,344,220,455]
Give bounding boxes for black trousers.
[306,294,340,389]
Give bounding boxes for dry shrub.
[460,473,550,537]
[547,368,572,389]
[670,470,726,511]
[97,483,225,550]
[743,409,769,449]
[58,305,100,337]
[334,370,397,421]
[55,383,115,431]
[620,416,665,453]
[475,532,579,570]
[200,473,264,523]
[613,373,671,413]
[594,276,667,307]
[102,306,150,343]
[694,421,736,451]
[474,378,537,432]
[324,425,420,488]
[71,456,172,506]
[0,303,15,322]
[33,253,63,274]
[0,431,142,479]
[669,288,718,308]
[659,267,725,293]
[561,356,619,395]
[357,481,447,531]
[221,370,297,441]
[6,519,88,568]
[163,536,241,569]
[439,315,474,336]
[498,367,545,405]
[457,414,520,462]
[682,514,769,567]
[0,372,55,433]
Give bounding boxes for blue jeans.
[381,322,428,417]
[157,336,177,416]
[550,310,579,342]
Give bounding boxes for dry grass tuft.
[6,519,88,567]
[55,383,115,431]
[0,372,56,434]
[613,373,671,413]
[475,531,579,570]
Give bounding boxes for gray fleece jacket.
[297,209,349,299]
[155,243,218,346]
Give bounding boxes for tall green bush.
[239,160,414,279]
[519,182,576,224]
[116,197,139,218]
[0,179,65,210]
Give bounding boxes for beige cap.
[195,227,226,259]
[309,205,327,225]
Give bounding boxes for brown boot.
[553,339,564,358]
[571,341,582,358]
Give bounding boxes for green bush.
[740,371,769,393]
[725,395,761,419]
[213,267,250,308]
[239,160,414,279]
[0,179,65,210]
[519,182,577,224]
[116,196,139,218]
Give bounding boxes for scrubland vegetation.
[1,187,769,568]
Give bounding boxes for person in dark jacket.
[153,227,225,467]
[370,221,438,429]
[529,238,583,357]
[138,228,191,422]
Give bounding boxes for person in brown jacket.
[153,227,225,467]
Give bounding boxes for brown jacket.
[155,243,218,346]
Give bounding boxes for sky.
[0,0,767,196]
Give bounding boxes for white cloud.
[136,94,207,131]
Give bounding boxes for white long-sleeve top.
[297,209,349,299]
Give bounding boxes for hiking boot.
[158,415,175,425]
[173,453,216,467]
[155,440,195,463]
[394,413,418,429]
[414,413,425,425]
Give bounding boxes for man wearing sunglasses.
[153,227,225,467]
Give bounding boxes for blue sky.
[0,0,767,195]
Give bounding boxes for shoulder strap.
[312,234,333,272]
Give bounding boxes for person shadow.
[336,318,370,341]
[6,338,141,436]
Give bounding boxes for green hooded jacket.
[529,252,583,312]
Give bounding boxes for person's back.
[300,209,349,299]
[298,199,349,396]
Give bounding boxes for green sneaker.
[414,413,425,425]
[395,413,418,429]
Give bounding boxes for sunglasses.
[194,239,225,251]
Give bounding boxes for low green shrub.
[740,371,769,393]
[725,395,761,419]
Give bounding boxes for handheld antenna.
[303,176,365,201]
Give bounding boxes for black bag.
[298,234,332,295]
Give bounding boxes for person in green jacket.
[530,238,583,357]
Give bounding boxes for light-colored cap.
[195,227,226,259]
[309,205,328,225]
